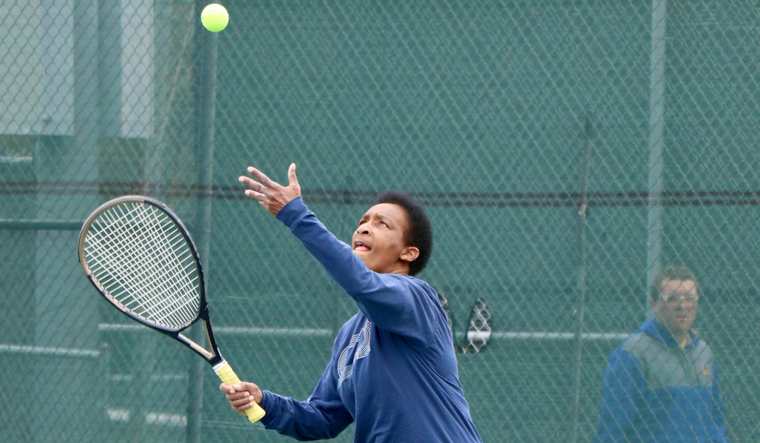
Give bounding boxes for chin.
[352,250,371,264]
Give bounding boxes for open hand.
[239,163,301,216]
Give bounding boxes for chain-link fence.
[2,0,760,442]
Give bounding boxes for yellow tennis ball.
[201,4,229,33]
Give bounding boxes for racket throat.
[176,331,221,364]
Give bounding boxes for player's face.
[651,279,698,340]
[352,203,415,274]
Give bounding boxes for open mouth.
[354,240,371,252]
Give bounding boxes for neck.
[384,261,410,276]
[656,318,688,343]
[672,330,688,343]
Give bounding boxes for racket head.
[78,195,206,333]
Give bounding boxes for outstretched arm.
[239,164,439,346]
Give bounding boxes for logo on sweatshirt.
[701,363,711,376]
[337,319,372,388]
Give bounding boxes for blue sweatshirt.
[594,319,730,443]
[258,197,482,443]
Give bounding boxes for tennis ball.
[201,4,229,33]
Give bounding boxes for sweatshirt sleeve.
[259,355,354,440]
[276,197,438,346]
[593,347,645,443]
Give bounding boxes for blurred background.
[2,0,760,441]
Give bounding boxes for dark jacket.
[259,197,482,442]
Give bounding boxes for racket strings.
[89,203,199,326]
[112,203,200,324]
[92,207,180,305]
[84,202,201,329]
[87,204,195,324]
[88,205,180,312]
[125,204,198,323]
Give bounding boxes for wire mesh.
[2,0,759,442]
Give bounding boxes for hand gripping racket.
[77,195,265,423]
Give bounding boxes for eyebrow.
[359,213,395,225]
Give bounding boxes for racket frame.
[77,195,224,367]
[78,195,266,423]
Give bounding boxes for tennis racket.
[77,195,265,423]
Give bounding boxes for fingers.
[220,382,261,416]
[219,383,247,397]
[240,165,296,190]
[230,393,255,409]
[240,185,266,201]
[219,383,234,394]
[238,176,269,205]
[247,166,279,188]
[238,176,269,195]
[240,164,302,216]
[287,163,298,187]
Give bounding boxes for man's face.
[651,279,699,339]
[351,203,416,274]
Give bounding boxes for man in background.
[594,265,730,443]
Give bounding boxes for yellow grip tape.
[215,361,266,423]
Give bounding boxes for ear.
[399,246,420,263]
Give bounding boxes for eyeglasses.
[661,294,699,305]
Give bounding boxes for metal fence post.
[646,0,668,311]
[570,112,593,443]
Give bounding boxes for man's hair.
[375,191,433,276]
[649,265,700,300]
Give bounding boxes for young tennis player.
[220,163,482,442]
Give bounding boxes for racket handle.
[214,360,266,423]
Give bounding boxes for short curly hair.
[375,191,433,276]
